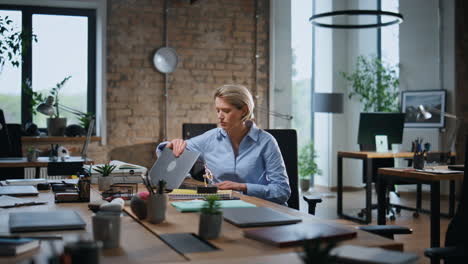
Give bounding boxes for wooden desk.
[0,188,185,264]
[0,157,91,178]
[124,187,403,262]
[377,167,464,252]
[337,151,414,224]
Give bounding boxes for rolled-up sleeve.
[245,139,291,205]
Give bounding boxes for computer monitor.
[357,112,405,151]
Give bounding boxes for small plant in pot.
[198,195,222,240]
[94,163,117,191]
[26,146,39,162]
[147,180,167,224]
[298,141,321,192]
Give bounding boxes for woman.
[157,84,291,205]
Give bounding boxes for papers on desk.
[89,160,147,184]
[416,168,464,174]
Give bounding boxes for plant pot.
[147,193,167,224]
[26,151,38,162]
[300,178,310,192]
[98,176,113,191]
[47,117,67,136]
[198,213,222,239]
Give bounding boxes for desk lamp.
[37,96,90,119]
[418,104,461,152]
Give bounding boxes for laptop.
[0,186,39,196]
[9,210,86,232]
[222,207,302,227]
[149,147,200,190]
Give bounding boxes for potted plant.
[94,163,117,191]
[341,55,400,112]
[298,142,321,192]
[45,76,72,136]
[198,195,222,240]
[26,146,38,162]
[147,180,167,224]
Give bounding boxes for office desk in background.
[377,167,464,252]
[0,182,403,263]
[337,151,415,224]
[0,157,91,179]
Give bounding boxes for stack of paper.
[168,189,232,200]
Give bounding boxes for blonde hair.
[214,84,255,121]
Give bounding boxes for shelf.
[22,136,101,143]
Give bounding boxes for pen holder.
[92,212,122,249]
[147,193,167,224]
[413,153,425,170]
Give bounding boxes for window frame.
[0,4,96,127]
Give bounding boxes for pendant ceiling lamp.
[309,10,403,29]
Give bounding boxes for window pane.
[32,14,88,128]
[381,0,399,70]
[0,10,22,123]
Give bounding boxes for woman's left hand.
[215,181,247,192]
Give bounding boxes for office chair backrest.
[265,129,299,210]
[47,162,84,177]
[0,109,11,157]
[182,123,217,140]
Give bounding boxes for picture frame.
[401,90,446,128]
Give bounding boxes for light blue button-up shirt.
[157,122,291,205]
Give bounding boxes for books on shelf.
[168,189,232,200]
[0,238,40,256]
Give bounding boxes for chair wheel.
[390,215,396,221]
[413,212,419,218]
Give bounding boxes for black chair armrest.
[303,195,322,215]
[358,225,412,239]
[424,246,467,259]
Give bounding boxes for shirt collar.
[217,120,260,142]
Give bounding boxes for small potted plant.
[147,180,167,224]
[94,163,117,191]
[298,142,321,192]
[26,146,38,162]
[198,195,222,240]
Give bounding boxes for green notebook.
[171,200,256,212]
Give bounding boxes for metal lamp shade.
[36,96,56,116]
[314,93,344,113]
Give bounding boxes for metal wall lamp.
[309,10,403,29]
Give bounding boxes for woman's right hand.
[166,139,187,157]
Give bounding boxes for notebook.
[243,222,357,247]
[9,210,86,232]
[168,189,232,200]
[0,238,40,256]
[171,200,256,212]
[149,148,200,190]
[222,207,302,227]
[5,178,48,186]
[0,195,47,208]
[0,186,39,196]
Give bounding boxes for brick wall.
[88,0,270,168]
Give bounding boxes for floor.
[299,185,454,264]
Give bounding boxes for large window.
[380,0,399,73]
[0,5,95,127]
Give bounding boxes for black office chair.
[0,109,24,180]
[265,129,322,211]
[424,134,468,263]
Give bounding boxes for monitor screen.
[357,113,405,149]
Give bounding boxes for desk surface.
[0,157,91,168]
[338,151,455,159]
[378,166,464,181]
[0,183,403,263]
